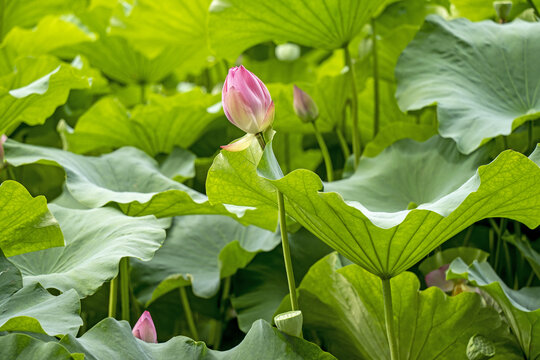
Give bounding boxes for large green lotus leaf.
[362,122,437,158]
[232,228,332,332]
[63,91,222,156]
[109,0,213,76]
[207,139,279,231]
[55,6,186,84]
[0,0,86,41]
[0,334,79,360]
[0,251,82,336]
[272,133,322,173]
[131,215,279,303]
[4,140,263,227]
[396,16,540,154]
[269,137,540,277]
[448,259,540,359]
[1,15,96,57]
[276,253,522,360]
[0,55,90,134]
[0,180,63,257]
[209,0,389,59]
[8,205,168,298]
[56,318,335,359]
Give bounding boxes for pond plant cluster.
[0,0,539,359]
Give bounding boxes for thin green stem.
[179,287,199,340]
[108,276,118,318]
[255,132,266,150]
[462,226,474,247]
[278,191,299,311]
[312,122,334,182]
[371,18,380,137]
[503,136,509,150]
[255,132,299,312]
[525,271,535,287]
[381,278,399,360]
[120,257,130,322]
[336,127,350,161]
[344,45,361,168]
[527,0,540,18]
[213,277,231,350]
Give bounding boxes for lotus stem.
[344,45,361,168]
[381,278,399,360]
[120,257,130,322]
[312,122,334,182]
[213,277,231,350]
[527,0,540,18]
[108,276,118,318]
[371,18,380,137]
[336,126,351,162]
[179,287,199,340]
[278,191,299,312]
[255,131,299,312]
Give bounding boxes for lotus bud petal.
[293,85,318,123]
[132,311,157,343]
[425,264,454,292]
[222,65,274,134]
[221,133,256,152]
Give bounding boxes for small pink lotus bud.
[425,264,454,292]
[222,66,274,135]
[132,311,157,343]
[293,85,318,123]
[0,135,7,165]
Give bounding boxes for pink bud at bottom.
[132,311,157,343]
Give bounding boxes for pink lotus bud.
[0,135,7,165]
[132,311,157,343]
[293,85,318,123]
[425,264,454,292]
[222,65,274,134]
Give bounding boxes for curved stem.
[312,122,334,182]
[527,0,540,18]
[278,191,299,311]
[381,278,399,360]
[179,287,199,340]
[344,46,361,168]
[108,276,118,318]
[120,257,130,322]
[371,18,380,137]
[212,277,231,350]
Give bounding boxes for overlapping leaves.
[449,259,540,359]
[275,253,522,359]
[4,140,266,228]
[8,204,168,298]
[0,318,335,360]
